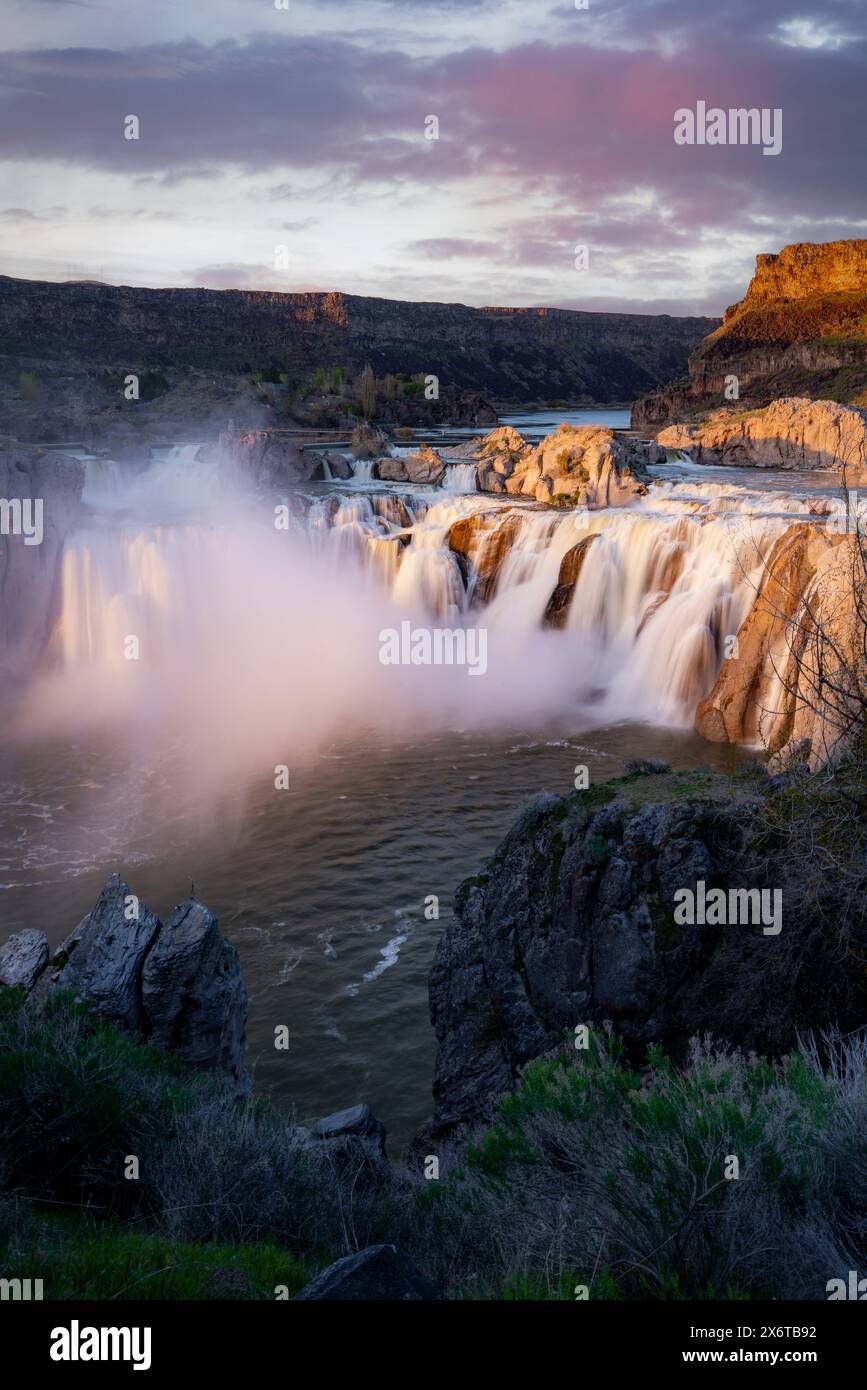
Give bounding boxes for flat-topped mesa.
[658,396,867,479]
[632,239,867,428]
[0,874,249,1095]
[740,240,867,308]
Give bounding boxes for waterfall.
[350,458,376,482]
[440,464,478,494]
[35,458,832,761]
[82,456,125,505]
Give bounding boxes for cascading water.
[4,441,844,1151]
[440,463,478,494]
[29,443,837,772]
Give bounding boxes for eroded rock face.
[448,512,522,602]
[632,240,867,426]
[57,876,162,1032]
[464,424,656,505]
[219,429,323,485]
[695,525,858,768]
[0,445,85,686]
[428,782,864,1133]
[543,534,599,627]
[0,929,49,991]
[141,899,248,1095]
[3,873,248,1094]
[658,397,867,478]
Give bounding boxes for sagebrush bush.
[2,989,867,1299]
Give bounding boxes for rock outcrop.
[456,424,659,505]
[294,1245,443,1301]
[0,444,85,687]
[543,535,599,627]
[633,240,867,427]
[5,874,249,1095]
[428,776,867,1134]
[658,397,867,478]
[696,525,859,768]
[376,445,444,485]
[447,512,522,602]
[0,928,49,992]
[219,429,325,486]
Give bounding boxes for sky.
[0,0,864,315]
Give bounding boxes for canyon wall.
[0,274,716,445]
[657,397,867,478]
[633,240,867,427]
[428,770,867,1134]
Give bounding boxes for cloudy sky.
[0,0,864,314]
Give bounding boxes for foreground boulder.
[141,899,248,1092]
[294,1245,443,1301]
[3,874,249,1094]
[0,928,49,992]
[429,776,867,1133]
[658,397,867,479]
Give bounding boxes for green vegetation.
[18,371,38,401]
[2,984,866,1300]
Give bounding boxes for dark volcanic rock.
[0,928,49,991]
[310,1103,387,1156]
[141,899,248,1096]
[294,1245,443,1301]
[4,873,249,1093]
[428,784,864,1133]
[0,274,715,407]
[57,874,161,1031]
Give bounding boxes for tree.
[18,371,38,401]
[312,367,327,392]
[360,364,377,420]
[329,365,344,393]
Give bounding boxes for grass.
[3,1212,312,1300]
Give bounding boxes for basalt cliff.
[632,240,867,428]
[0,274,715,446]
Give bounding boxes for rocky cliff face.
[632,240,867,427]
[0,275,715,440]
[428,770,867,1134]
[696,525,860,769]
[0,444,84,687]
[1,874,249,1095]
[432,423,661,503]
[657,397,867,478]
